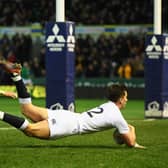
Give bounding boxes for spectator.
[21,61,33,86]
[99,61,111,77]
[30,57,43,77]
[117,59,132,80]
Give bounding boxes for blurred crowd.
[0,32,145,82]
[0,0,157,83]
[0,33,46,84]
[76,33,145,79]
[0,0,54,27]
[0,0,154,26]
[68,0,153,25]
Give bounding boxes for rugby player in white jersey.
[0,61,145,148]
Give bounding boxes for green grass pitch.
[0,97,168,168]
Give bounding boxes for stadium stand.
[0,32,145,79]
[0,0,153,26]
[0,0,163,83]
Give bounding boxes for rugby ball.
[113,129,124,145]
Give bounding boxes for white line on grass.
[143,119,156,122]
[0,127,15,130]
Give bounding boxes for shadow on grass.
[1,144,128,150]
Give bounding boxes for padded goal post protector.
[45,21,75,111]
[145,34,168,118]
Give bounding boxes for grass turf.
[0,98,168,168]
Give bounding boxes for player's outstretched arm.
[0,90,17,99]
[121,124,146,149]
[121,124,136,147]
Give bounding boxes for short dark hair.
[106,84,127,102]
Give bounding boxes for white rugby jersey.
[48,101,129,138]
[78,101,129,134]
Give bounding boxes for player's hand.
[134,142,146,149]
[3,91,17,99]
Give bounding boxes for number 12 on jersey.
[87,107,103,118]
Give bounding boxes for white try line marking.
[143,119,156,122]
[0,127,15,130]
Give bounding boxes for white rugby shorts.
[47,109,80,139]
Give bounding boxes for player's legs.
[24,120,50,139]
[20,103,48,122]
[0,111,50,139]
[0,61,48,122]
[13,76,48,122]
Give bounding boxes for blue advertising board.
[45,22,75,111]
[145,34,168,118]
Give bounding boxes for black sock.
[14,79,30,98]
[3,113,28,130]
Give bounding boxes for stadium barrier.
[0,78,144,99]
[75,78,144,99]
[0,24,153,38]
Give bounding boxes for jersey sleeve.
[113,113,129,134]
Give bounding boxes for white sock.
[0,111,4,120]
[20,119,29,130]
[11,75,21,82]
[19,98,32,104]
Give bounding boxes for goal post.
[145,0,168,118]
[145,34,168,118]
[45,0,75,111]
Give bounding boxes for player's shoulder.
[101,101,122,117]
[100,101,118,109]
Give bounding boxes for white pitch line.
[143,118,156,122]
[0,127,16,130]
